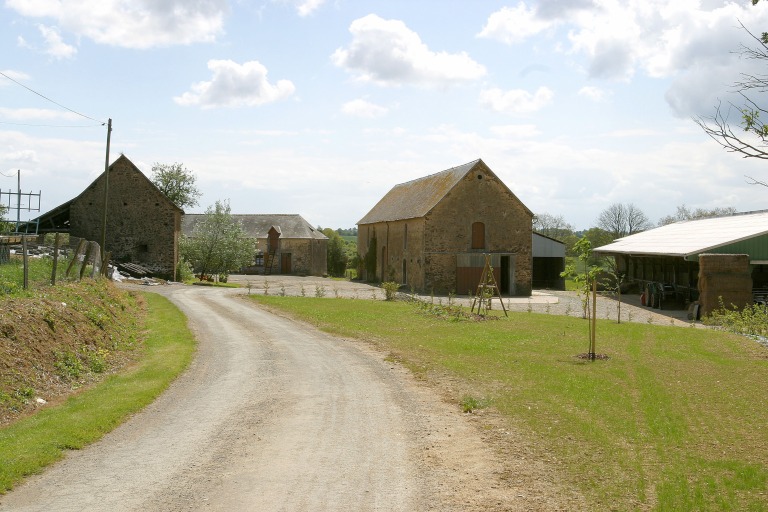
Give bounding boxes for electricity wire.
[0,70,106,125]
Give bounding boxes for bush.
[176,257,195,282]
[703,298,768,337]
[381,281,399,301]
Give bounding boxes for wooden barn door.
[281,253,292,274]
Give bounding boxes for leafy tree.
[151,162,202,210]
[532,212,575,241]
[322,228,349,277]
[658,204,737,226]
[180,200,256,280]
[336,227,358,237]
[597,203,651,240]
[561,238,602,359]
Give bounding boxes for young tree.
[151,162,202,210]
[180,200,256,280]
[597,203,651,240]
[322,228,349,277]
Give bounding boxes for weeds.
[382,281,399,301]
[315,285,326,298]
[263,280,270,296]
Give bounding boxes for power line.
[0,120,103,128]
[0,70,106,125]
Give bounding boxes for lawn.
[251,295,768,511]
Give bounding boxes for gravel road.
[0,284,585,511]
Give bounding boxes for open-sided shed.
[594,210,768,314]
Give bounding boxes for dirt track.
[0,284,585,511]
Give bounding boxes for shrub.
[382,281,399,301]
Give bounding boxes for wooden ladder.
[470,254,508,317]
[263,248,277,275]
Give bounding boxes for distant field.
[340,235,356,243]
[251,295,768,511]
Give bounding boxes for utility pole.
[100,118,112,251]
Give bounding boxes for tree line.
[534,202,738,257]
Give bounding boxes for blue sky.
[2,0,768,230]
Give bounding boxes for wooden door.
[281,253,291,274]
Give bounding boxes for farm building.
[594,210,768,316]
[26,154,182,279]
[181,214,327,276]
[357,159,533,295]
[533,232,566,290]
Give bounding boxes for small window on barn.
[138,244,148,253]
[471,222,485,250]
[404,224,408,250]
[123,202,128,206]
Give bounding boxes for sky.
[2,0,768,231]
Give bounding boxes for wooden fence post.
[51,233,60,286]
[66,239,87,278]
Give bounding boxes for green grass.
[251,295,768,511]
[0,292,196,493]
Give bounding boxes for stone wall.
[698,254,752,317]
[69,156,181,279]
[277,238,327,276]
[424,168,532,295]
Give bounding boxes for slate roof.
[594,210,768,258]
[182,214,327,240]
[357,159,488,225]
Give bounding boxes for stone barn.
[182,214,327,276]
[357,159,533,295]
[595,210,768,316]
[29,154,182,279]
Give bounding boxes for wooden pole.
[22,236,28,290]
[591,278,597,360]
[100,118,112,252]
[51,232,60,286]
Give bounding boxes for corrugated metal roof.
[182,214,327,240]
[357,160,483,224]
[594,210,768,258]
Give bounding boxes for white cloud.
[295,0,326,17]
[477,2,557,44]
[37,25,77,59]
[479,86,554,114]
[174,60,296,109]
[5,0,228,49]
[341,99,388,119]
[331,14,486,87]
[578,85,609,102]
[0,70,31,85]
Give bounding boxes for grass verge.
[0,292,195,493]
[251,295,768,512]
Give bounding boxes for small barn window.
[402,259,407,285]
[471,222,485,249]
[403,224,408,249]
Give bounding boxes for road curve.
[1,285,437,511]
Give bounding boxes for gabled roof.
[358,159,530,224]
[182,214,327,240]
[594,210,768,258]
[23,154,181,232]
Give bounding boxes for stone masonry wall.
[698,253,752,317]
[424,167,532,295]
[70,157,180,279]
[277,238,327,276]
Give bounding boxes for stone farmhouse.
[357,159,533,295]
[29,154,182,279]
[181,214,328,277]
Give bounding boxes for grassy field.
[0,292,196,493]
[251,295,768,511]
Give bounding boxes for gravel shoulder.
[0,284,586,511]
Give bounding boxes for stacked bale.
[698,254,752,317]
